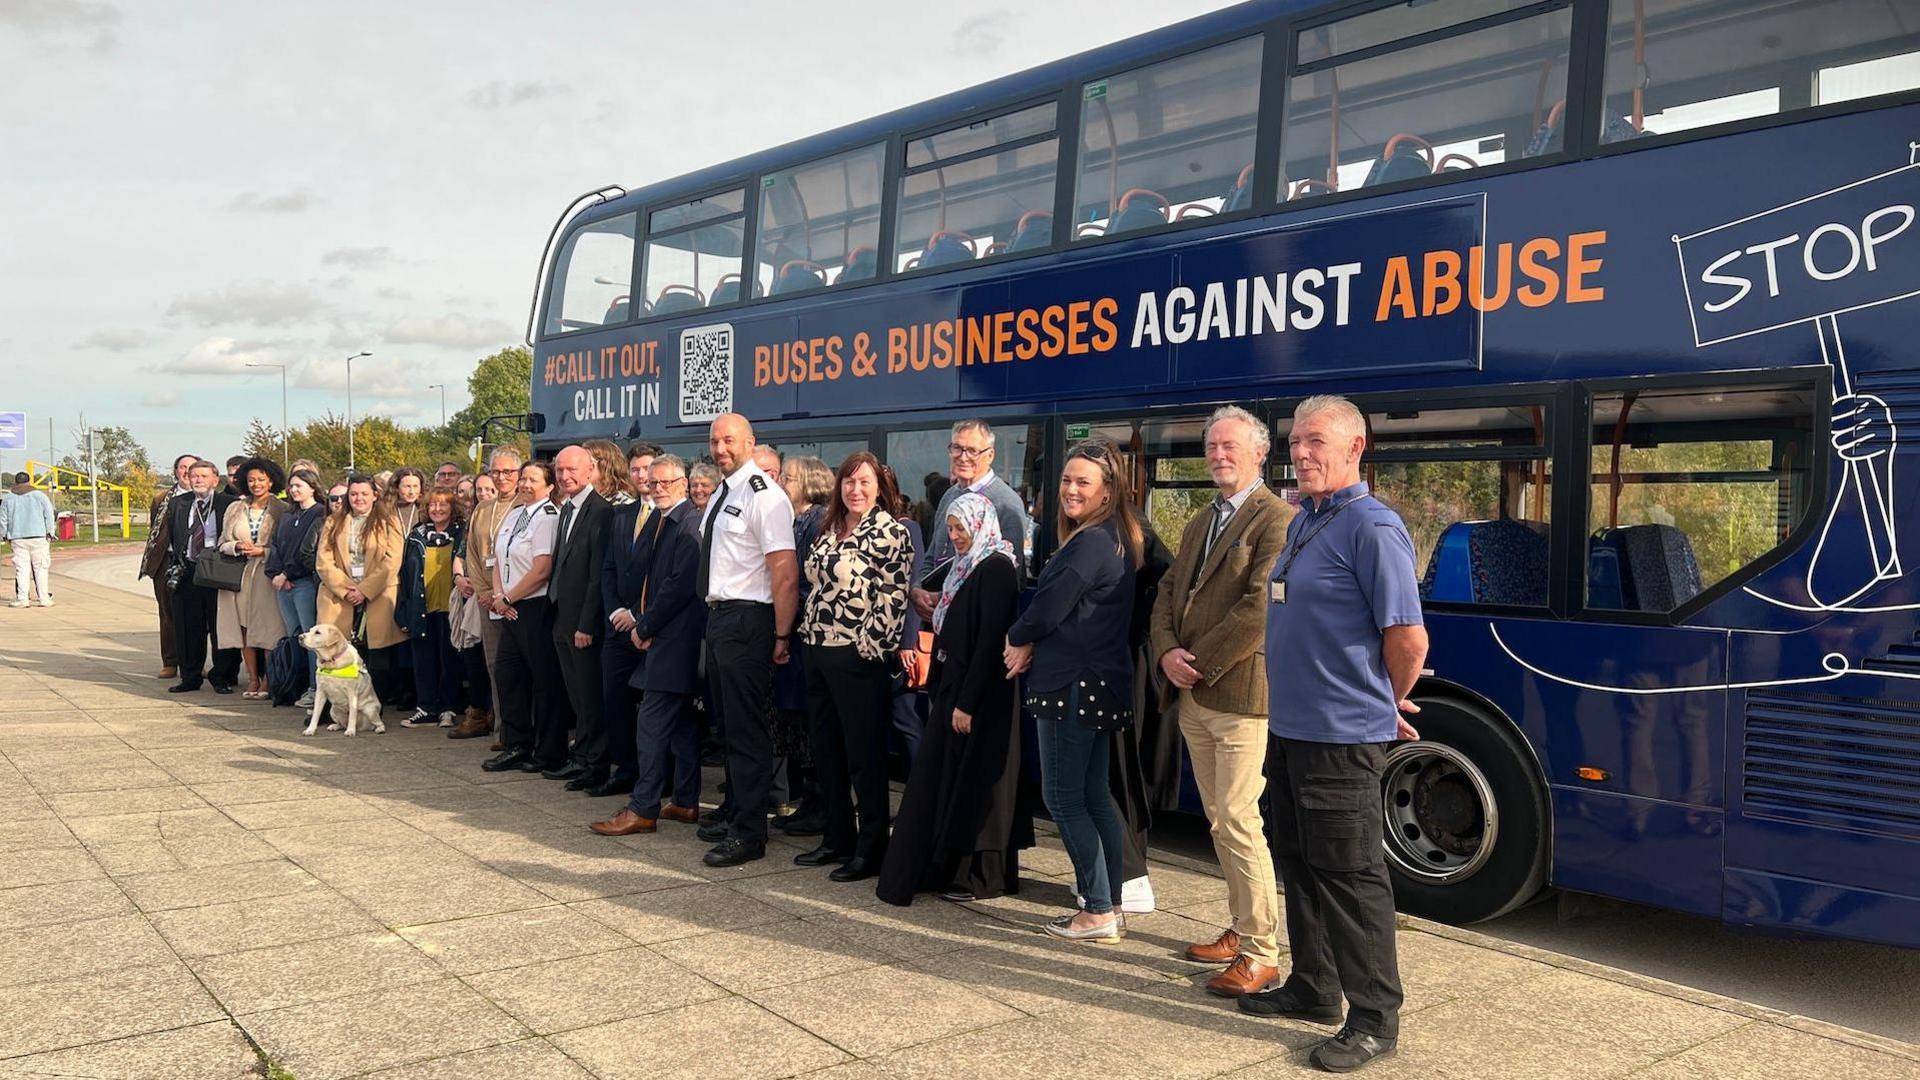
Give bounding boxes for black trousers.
[410,612,462,715]
[170,579,239,688]
[555,616,606,773]
[1265,734,1403,1039]
[805,644,894,860]
[629,688,699,819]
[152,575,178,668]
[600,635,643,786]
[705,602,776,846]
[495,598,568,767]
[460,644,491,712]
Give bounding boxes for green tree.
[448,345,532,440]
[58,424,153,483]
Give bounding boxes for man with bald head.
[694,412,798,867]
[543,445,615,789]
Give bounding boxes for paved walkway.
[0,567,1914,1079]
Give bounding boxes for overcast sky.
[0,0,1229,472]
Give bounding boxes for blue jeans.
[275,576,320,684]
[1038,716,1125,915]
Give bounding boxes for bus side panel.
[1723,869,1920,950]
[1429,614,1729,917]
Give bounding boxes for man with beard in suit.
[166,459,242,693]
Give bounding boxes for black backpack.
[266,636,309,706]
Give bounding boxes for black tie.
[1200,498,1234,564]
[188,500,209,559]
[557,501,575,564]
[695,481,729,601]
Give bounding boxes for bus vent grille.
[1743,690,1920,839]
[1851,369,1920,455]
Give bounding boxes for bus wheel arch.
[1382,682,1552,924]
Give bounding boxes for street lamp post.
[246,361,289,468]
[344,351,371,471]
[427,383,447,427]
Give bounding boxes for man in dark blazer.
[591,454,706,835]
[166,458,241,693]
[140,453,195,679]
[592,444,661,798]
[546,445,614,788]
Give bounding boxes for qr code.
[678,323,734,423]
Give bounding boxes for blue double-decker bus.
[525,0,1920,948]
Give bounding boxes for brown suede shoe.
[659,804,700,825]
[447,711,492,740]
[1187,928,1242,964]
[1206,955,1279,997]
[590,808,656,835]
[158,666,178,680]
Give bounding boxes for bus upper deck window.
[1073,36,1262,240]
[1603,0,1920,145]
[1282,8,1572,200]
[640,189,746,318]
[754,144,886,298]
[895,102,1060,274]
[544,212,637,337]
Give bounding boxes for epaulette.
[540,503,559,515]
[748,474,769,493]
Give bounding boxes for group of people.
[137,393,1424,1072]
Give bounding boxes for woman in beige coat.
[218,457,288,698]
[316,474,408,667]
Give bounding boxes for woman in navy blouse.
[1004,440,1143,943]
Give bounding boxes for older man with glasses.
[448,448,523,741]
[433,461,465,489]
[910,419,1029,621]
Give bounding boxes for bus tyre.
[1380,695,1549,924]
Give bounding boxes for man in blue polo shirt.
[1239,395,1427,1073]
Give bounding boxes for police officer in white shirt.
[693,413,799,867]
[482,461,570,774]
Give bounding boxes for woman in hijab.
[877,492,1031,905]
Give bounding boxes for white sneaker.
[35,598,52,607]
[1073,876,1157,915]
[7,601,26,609]
[437,711,457,728]
[295,689,315,709]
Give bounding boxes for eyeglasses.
[948,443,992,459]
[649,477,687,489]
[327,495,345,503]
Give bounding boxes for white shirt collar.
[656,496,687,513]
[724,460,761,487]
[564,484,595,508]
[964,468,997,494]
[1219,479,1262,511]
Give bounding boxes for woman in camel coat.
[316,475,408,659]
[217,457,288,697]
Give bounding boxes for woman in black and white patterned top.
[796,451,912,883]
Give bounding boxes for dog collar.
[318,661,359,679]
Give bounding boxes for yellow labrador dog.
[299,624,385,736]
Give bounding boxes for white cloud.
[321,246,393,269]
[141,388,181,407]
[383,313,517,349]
[0,0,120,51]
[465,80,571,110]
[168,282,325,328]
[953,10,1013,58]
[157,336,279,375]
[226,190,317,213]
[79,327,154,351]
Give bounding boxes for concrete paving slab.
[548,996,849,1080]
[465,945,730,1034]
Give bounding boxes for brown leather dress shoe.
[659,804,700,825]
[1206,955,1279,997]
[589,808,656,836]
[158,666,178,680]
[1187,928,1242,964]
[447,712,492,740]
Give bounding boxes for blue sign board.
[0,413,24,450]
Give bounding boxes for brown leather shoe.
[1187,928,1242,964]
[589,808,656,835]
[158,666,178,679]
[447,712,491,740]
[1206,955,1279,997]
[659,804,700,825]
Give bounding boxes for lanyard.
[1275,493,1369,583]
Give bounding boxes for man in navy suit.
[591,454,707,835]
[592,443,661,798]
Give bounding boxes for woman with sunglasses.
[1003,440,1144,943]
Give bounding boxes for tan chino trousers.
[1179,697,1281,965]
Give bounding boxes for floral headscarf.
[933,492,1016,634]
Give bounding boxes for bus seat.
[651,286,704,316]
[1107,188,1169,235]
[771,260,826,296]
[1469,519,1549,606]
[1617,524,1704,611]
[839,246,878,284]
[1420,521,1476,602]
[1223,163,1255,212]
[1009,211,1052,252]
[603,296,631,324]
[920,230,976,268]
[1588,529,1629,609]
[709,274,742,305]
[1363,134,1434,188]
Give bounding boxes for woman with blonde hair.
[583,439,635,505]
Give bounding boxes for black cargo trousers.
[1264,734,1403,1039]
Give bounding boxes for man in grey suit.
[910,418,1028,621]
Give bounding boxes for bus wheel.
[1380,696,1549,924]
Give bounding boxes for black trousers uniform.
[804,644,894,860]
[599,634,643,787]
[1265,734,1403,1039]
[556,623,606,774]
[705,601,776,847]
[171,578,240,688]
[494,597,568,768]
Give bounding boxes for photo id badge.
[1270,579,1287,604]
[350,562,365,581]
